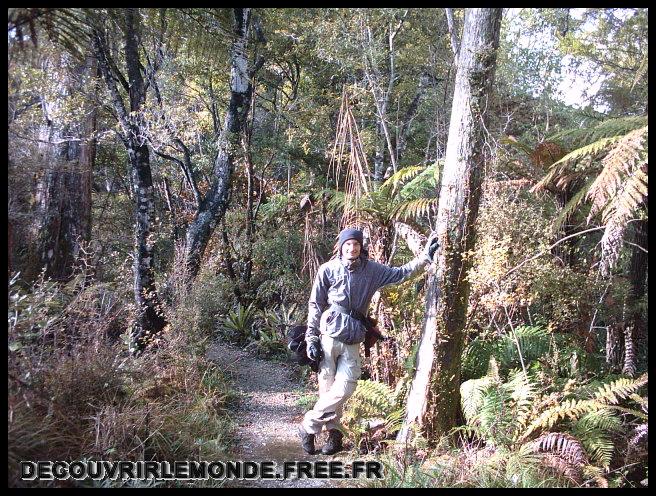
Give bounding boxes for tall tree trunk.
[373,119,386,183]
[623,217,648,376]
[124,9,167,349]
[93,8,167,352]
[397,8,502,444]
[33,52,96,283]
[184,8,254,279]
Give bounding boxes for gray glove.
[423,232,439,260]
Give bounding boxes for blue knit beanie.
[338,228,364,251]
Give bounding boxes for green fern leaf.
[391,198,437,221]
[379,165,426,196]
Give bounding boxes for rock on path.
[206,340,354,488]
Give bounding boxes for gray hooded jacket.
[306,252,431,345]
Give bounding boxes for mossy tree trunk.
[32,52,96,283]
[397,8,502,444]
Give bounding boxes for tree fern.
[587,125,648,222]
[398,162,441,200]
[531,136,621,192]
[547,116,647,151]
[531,117,648,276]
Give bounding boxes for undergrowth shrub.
[8,268,236,488]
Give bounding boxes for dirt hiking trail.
[207,340,358,488]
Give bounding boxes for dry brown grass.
[8,272,235,487]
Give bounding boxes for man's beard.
[344,256,361,271]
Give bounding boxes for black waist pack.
[287,324,323,373]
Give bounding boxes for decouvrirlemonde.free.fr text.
[21,460,384,481]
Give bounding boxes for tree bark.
[33,52,96,283]
[184,8,255,279]
[125,9,167,350]
[93,9,167,352]
[397,8,503,444]
[445,8,461,60]
[623,217,648,375]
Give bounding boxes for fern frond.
[496,325,550,371]
[574,408,622,434]
[551,136,620,172]
[384,407,406,434]
[521,398,598,440]
[520,374,648,440]
[579,429,615,469]
[399,162,440,199]
[343,379,395,420]
[460,375,498,425]
[477,385,514,446]
[391,198,437,221]
[572,410,621,468]
[326,189,347,212]
[586,125,648,221]
[461,337,496,381]
[379,165,425,196]
[599,216,626,277]
[548,116,648,150]
[505,370,537,437]
[600,163,648,226]
[592,374,648,405]
[532,432,589,468]
[629,423,648,448]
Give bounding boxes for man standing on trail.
[299,227,439,455]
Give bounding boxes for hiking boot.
[298,425,316,454]
[321,429,344,455]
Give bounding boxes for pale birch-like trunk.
[397,8,502,444]
[184,8,254,279]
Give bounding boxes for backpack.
[287,324,323,372]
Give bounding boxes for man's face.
[341,239,361,260]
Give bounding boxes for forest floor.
[206,340,360,488]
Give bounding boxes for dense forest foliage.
[8,8,647,488]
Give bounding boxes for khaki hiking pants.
[301,334,361,435]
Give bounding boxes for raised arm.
[376,232,438,287]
